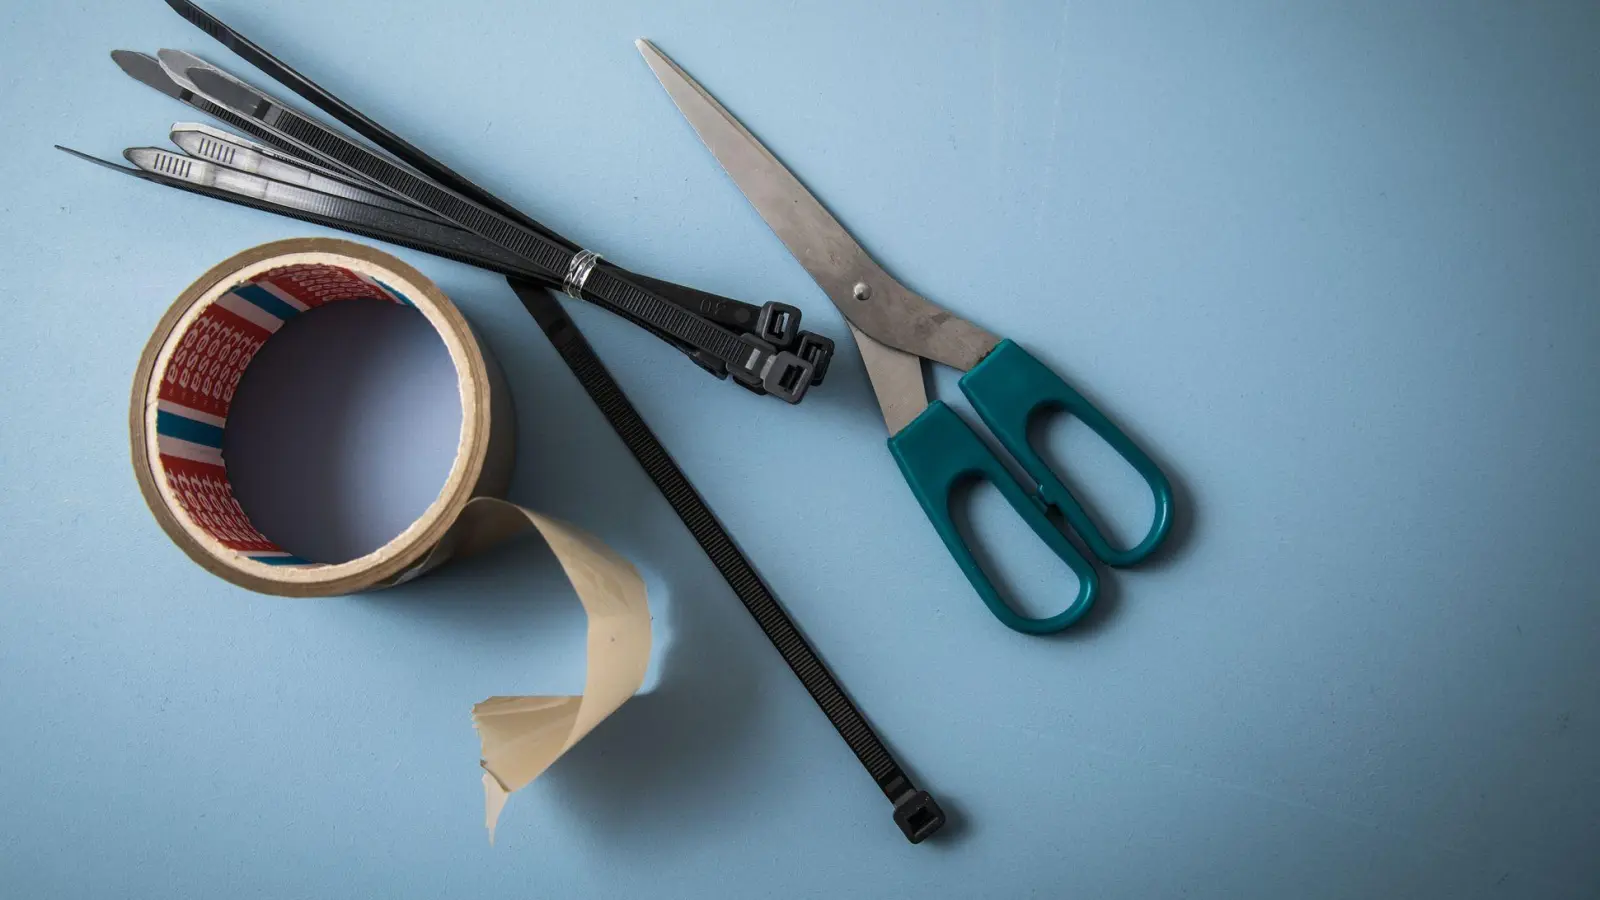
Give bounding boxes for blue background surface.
[3,1,1599,897]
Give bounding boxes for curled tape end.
[483,770,510,845]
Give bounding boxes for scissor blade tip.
[636,38,666,64]
[636,38,671,64]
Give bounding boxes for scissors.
[638,40,1175,635]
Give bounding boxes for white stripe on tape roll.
[129,238,651,841]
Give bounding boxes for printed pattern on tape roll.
[150,262,415,563]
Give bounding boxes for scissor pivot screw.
[852,282,872,301]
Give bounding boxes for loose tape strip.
[129,238,651,840]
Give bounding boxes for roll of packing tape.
[129,237,651,840]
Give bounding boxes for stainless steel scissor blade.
[635,40,998,383]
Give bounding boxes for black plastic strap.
[624,271,799,346]
[62,148,835,393]
[57,147,543,273]
[193,74,811,401]
[595,272,830,386]
[509,278,944,843]
[162,0,576,252]
[163,0,823,402]
[120,53,330,174]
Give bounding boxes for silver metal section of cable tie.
[563,249,603,300]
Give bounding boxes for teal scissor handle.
[888,400,1101,634]
[961,339,1173,567]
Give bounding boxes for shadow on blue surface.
[543,571,771,851]
[361,512,775,851]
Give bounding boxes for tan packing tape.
[129,238,651,840]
